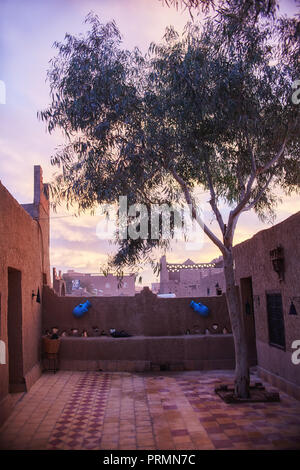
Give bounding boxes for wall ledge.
[257,365,300,401]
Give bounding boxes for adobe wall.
[233,211,300,400]
[55,335,235,372]
[42,287,232,337]
[0,167,50,425]
[197,270,226,297]
[42,287,236,371]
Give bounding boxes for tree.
[39,11,299,398]
[161,0,278,22]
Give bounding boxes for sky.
[0,0,299,286]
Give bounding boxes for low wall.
[42,286,234,372]
[42,286,232,337]
[52,335,235,372]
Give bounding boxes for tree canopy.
[39,9,300,270]
[39,4,300,398]
[161,0,279,21]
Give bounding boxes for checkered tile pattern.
[0,370,299,450]
[47,372,110,450]
[174,375,300,449]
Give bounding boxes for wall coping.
[58,334,233,341]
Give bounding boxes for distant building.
[52,268,66,296]
[62,270,135,296]
[158,255,225,297]
[151,282,160,294]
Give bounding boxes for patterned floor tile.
[0,370,300,450]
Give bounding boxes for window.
[72,279,80,290]
[266,293,285,350]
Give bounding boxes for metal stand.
[43,352,59,373]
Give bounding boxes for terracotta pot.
[42,337,61,354]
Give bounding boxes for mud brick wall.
[42,286,232,337]
[56,335,236,372]
[0,167,50,425]
[234,211,300,399]
[42,286,236,372]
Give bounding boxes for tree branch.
[236,163,246,201]
[242,174,273,212]
[225,134,258,245]
[171,169,227,254]
[225,131,288,246]
[245,128,256,174]
[204,158,225,234]
[257,133,288,175]
[227,169,256,232]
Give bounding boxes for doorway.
[7,268,25,392]
[240,276,257,365]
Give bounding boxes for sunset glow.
[1,0,299,285]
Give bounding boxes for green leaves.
[39,9,299,267]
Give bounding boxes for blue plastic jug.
[190,300,209,316]
[73,300,92,318]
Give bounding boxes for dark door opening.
[7,268,25,392]
[240,277,257,365]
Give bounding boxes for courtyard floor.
[0,370,299,450]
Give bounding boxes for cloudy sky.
[0,0,299,286]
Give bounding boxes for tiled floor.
[0,370,299,450]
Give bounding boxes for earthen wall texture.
[42,287,236,372]
[0,167,50,425]
[233,211,300,388]
[42,287,231,337]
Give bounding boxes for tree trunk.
[223,249,250,398]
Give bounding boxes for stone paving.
[0,370,299,450]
